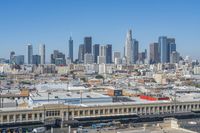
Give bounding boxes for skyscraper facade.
[132,39,139,64]
[93,44,100,63]
[68,37,73,62]
[13,55,24,65]
[106,44,112,64]
[84,53,94,64]
[170,51,180,63]
[84,37,92,54]
[78,44,84,63]
[98,45,106,64]
[170,43,176,53]
[150,43,159,64]
[39,44,45,64]
[159,36,168,63]
[32,55,41,65]
[159,36,176,63]
[113,51,121,63]
[51,50,66,65]
[125,30,133,64]
[99,45,107,57]
[167,38,175,62]
[27,44,33,64]
[10,51,15,64]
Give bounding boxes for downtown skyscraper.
[150,43,159,64]
[78,44,84,63]
[159,36,176,63]
[27,44,33,64]
[106,44,112,64]
[84,37,92,54]
[68,37,73,62]
[39,44,45,64]
[125,30,133,64]
[93,44,100,63]
[132,39,139,64]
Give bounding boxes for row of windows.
[1,104,200,122]
[1,113,43,122]
[46,111,60,117]
[72,104,200,116]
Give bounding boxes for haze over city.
[0,0,200,61]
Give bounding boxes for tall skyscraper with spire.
[125,29,133,64]
[68,36,73,62]
[39,44,45,64]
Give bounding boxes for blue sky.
[0,0,200,62]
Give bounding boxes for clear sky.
[0,0,200,62]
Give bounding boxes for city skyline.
[0,0,200,61]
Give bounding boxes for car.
[32,127,46,133]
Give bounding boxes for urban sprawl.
[1,29,200,133]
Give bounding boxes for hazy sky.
[0,0,200,62]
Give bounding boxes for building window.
[46,111,48,117]
[114,109,118,113]
[119,108,122,113]
[95,110,98,115]
[9,115,14,122]
[64,111,66,116]
[39,113,42,118]
[28,114,32,120]
[80,111,83,116]
[34,114,38,119]
[100,109,103,115]
[3,115,7,122]
[90,110,93,115]
[85,110,88,115]
[74,111,78,116]
[128,108,132,113]
[124,108,127,113]
[22,114,26,120]
[16,114,20,121]
[110,109,113,113]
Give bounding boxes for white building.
[39,44,45,64]
[113,51,121,63]
[84,53,94,64]
[125,30,133,64]
[170,51,180,63]
[97,56,106,64]
[194,66,200,75]
[114,58,122,65]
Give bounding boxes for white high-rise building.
[125,30,133,64]
[97,56,106,64]
[84,53,94,64]
[99,45,106,56]
[27,44,33,64]
[39,44,45,64]
[97,45,107,64]
[113,51,121,63]
[170,51,180,63]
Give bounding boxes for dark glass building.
[93,44,100,63]
[84,37,92,54]
[68,37,73,62]
[106,44,112,64]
